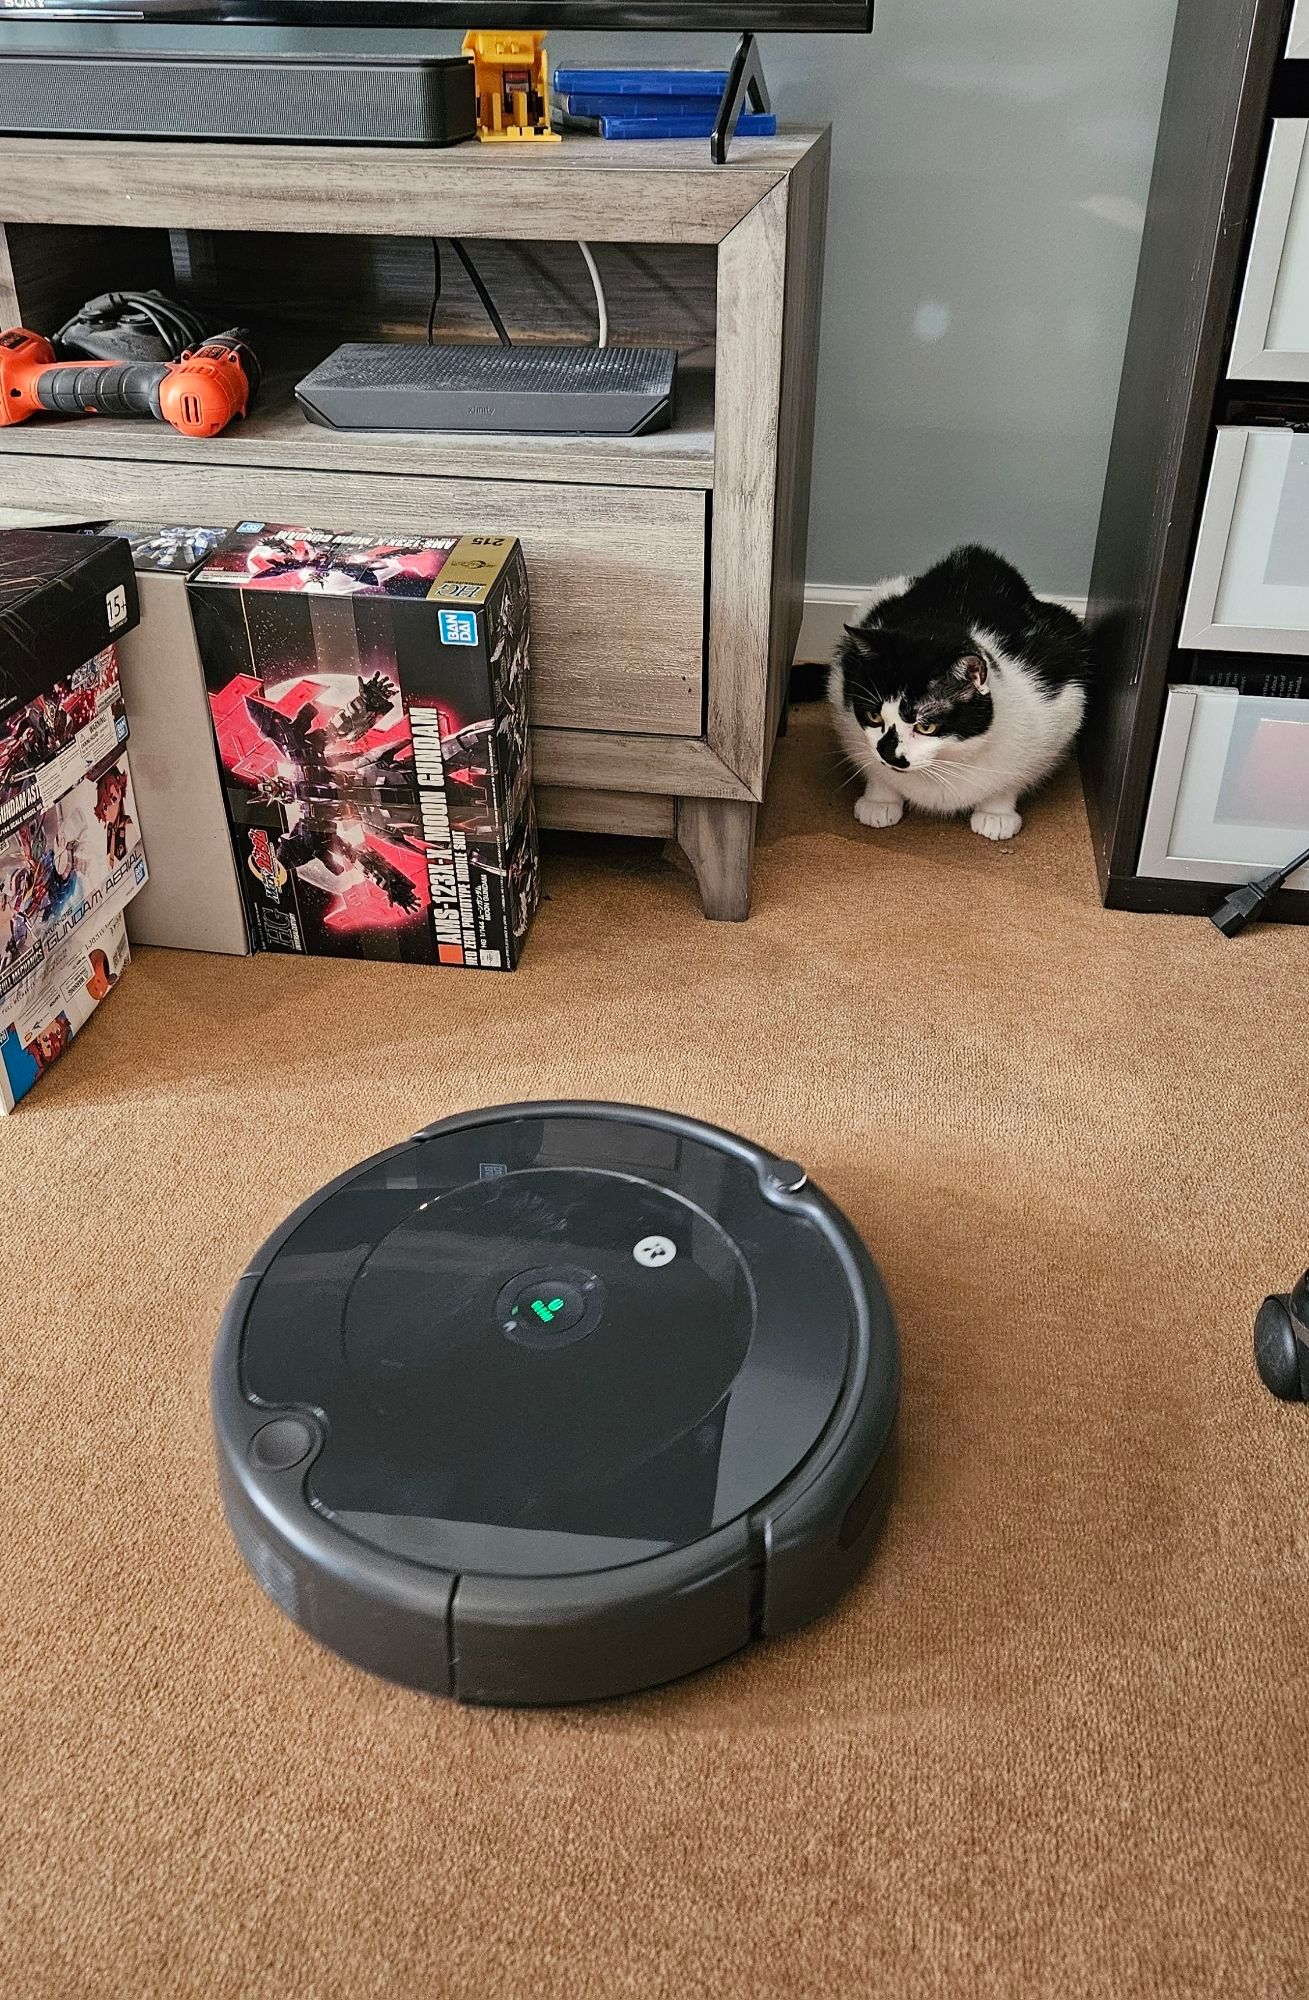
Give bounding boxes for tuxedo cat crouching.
[829,544,1092,841]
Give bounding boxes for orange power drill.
[0,326,260,438]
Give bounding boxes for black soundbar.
[0,52,477,145]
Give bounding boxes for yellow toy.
[462,30,562,144]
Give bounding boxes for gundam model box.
[0,529,138,722]
[0,904,129,1113]
[0,645,129,841]
[188,525,538,971]
[100,524,251,955]
[0,749,148,1005]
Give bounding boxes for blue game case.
[553,68,731,98]
[588,111,778,140]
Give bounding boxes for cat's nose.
[876,731,906,768]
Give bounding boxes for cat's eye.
[915,720,939,736]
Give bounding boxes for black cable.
[128,294,189,354]
[450,239,512,348]
[1210,839,1309,937]
[52,290,208,360]
[426,237,443,346]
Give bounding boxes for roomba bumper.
[213,1101,900,1705]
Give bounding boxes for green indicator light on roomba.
[530,1297,565,1323]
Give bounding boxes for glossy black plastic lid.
[238,1109,856,1578]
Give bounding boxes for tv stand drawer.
[5,455,707,739]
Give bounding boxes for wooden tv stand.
[0,128,830,920]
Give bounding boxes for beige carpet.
[4,707,1308,2000]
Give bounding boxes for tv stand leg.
[711,31,772,165]
[676,796,757,921]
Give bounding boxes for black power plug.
[1210,841,1309,937]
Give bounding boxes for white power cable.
[577,240,609,349]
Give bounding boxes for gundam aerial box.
[0,749,148,1006]
[0,529,139,725]
[189,525,538,972]
[103,525,252,957]
[0,903,129,1114]
[213,1103,902,1705]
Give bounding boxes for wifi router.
[213,1101,901,1705]
[295,342,678,435]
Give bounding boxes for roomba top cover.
[213,1102,900,1705]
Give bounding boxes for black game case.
[189,525,537,971]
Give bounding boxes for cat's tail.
[787,660,830,703]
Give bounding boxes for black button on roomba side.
[213,1102,901,1706]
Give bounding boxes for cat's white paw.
[970,808,1022,841]
[855,794,903,829]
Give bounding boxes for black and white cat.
[829,544,1092,840]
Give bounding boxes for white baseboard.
[795,583,1089,666]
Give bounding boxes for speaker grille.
[0,54,476,146]
[307,343,678,398]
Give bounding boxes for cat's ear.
[955,652,989,690]
[843,623,878,651]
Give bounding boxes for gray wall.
[1,2,1179,595]
[552,5,1180,594]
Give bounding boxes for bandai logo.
[248,829,286,897]
[438,608,478,646]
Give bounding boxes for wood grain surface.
[0,453,707,737]
[534,785,675,836]
[0,133,820,245]
[706,183,788,794]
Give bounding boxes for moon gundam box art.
[188,525,538,971]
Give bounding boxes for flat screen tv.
[9,1,871,26]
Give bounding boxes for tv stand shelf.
[0,128,831,920]
[0,337,718,491]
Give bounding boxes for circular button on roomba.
[212,1102,901,1707]
[248,1416,316,1471]
[633,1234,677,1268]
[508,1279,587,1333]
[495,1267,603,1347]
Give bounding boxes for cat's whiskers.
[905,759,968,805]
[830,543,1091,839]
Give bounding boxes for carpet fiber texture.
[4,708,1308,1999]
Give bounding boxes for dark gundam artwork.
[193,528,538,969]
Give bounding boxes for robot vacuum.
[213,1102,900,1705]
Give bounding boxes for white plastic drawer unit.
[1290,0,1308,60]
[1139,685,1309,887]
[1230,119,1309,379]
[1180,426,1309,651]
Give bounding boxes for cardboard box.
[0,529,139,725]
[189,525,538,970]
[0,905,129,1113]
[102,524,251,956]
[0,750,148,1004]
[0,644,129,840]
